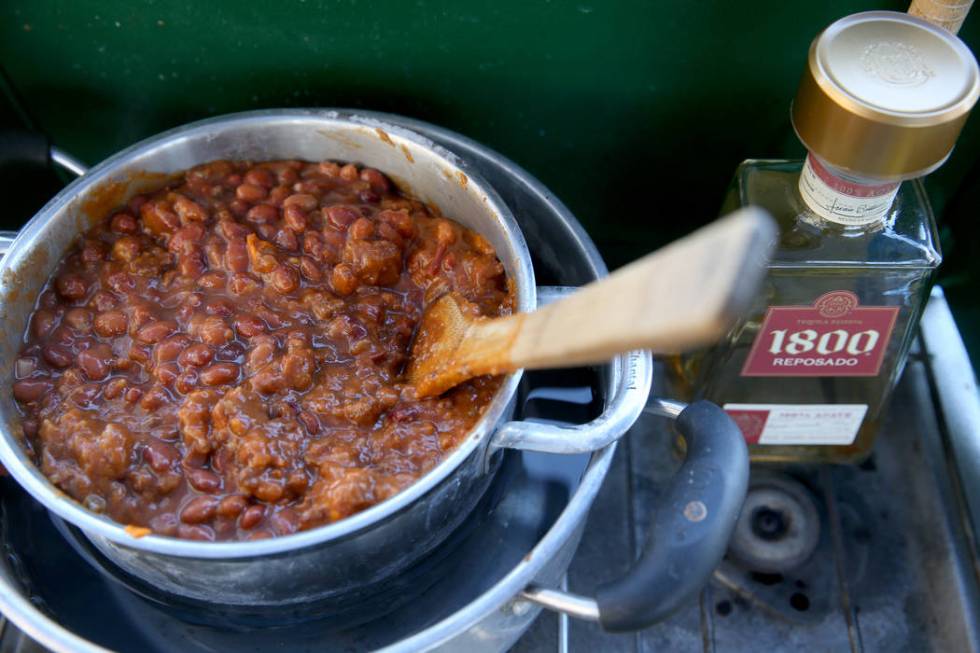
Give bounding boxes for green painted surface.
[5,1,978,259]
[1,1,978,361]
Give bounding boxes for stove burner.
[728,472,820,574]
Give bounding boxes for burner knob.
[727,471,820,573]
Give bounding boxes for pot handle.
[0,129,89,178]
[489,286,654,455]
[0,138,87,260]
[521,399,749,631]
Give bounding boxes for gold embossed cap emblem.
[791,11,980,179]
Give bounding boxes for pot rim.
[0,109,536,559]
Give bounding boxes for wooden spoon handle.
[503,207,775,370]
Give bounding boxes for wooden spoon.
[407,207,775,398]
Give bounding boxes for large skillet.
[0,110,747,632]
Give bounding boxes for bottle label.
[799,154,900,225]
[741,291,899,377]
[724,403,867,445]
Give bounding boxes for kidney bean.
[339,163,359,181]
[349,217,374,240]
[63,307,93,332]
[31,309,60,339]
[303,231,325,261]
[243,168,275,188]
[143,440,180,473]
[228,199,249,218]
[139,385,170,411]
[269,508,300,536]
[331,263,358,296]
[124,387,143,404]
[178,251,206,278]
[106,271,136,293]
[298,411,320,436]
[168,223,205,255]
[270,265,299,294]
[140,201,180,236]
[154,335,191,363]
[103,377,127,400]
[81,240,106,264]
[197,272,226,290]
[89,291,117,312]
[200,362,239,386]
[217,495,247,519]
[179,343,213,367]
[77,344,113,380]
[42,344,73,368]
[110,213,138,234]
[186,467,222,493]
[239,504,265,530]
[318,161,340,177]
[55,274,89,301]
[136,320,177,344]
[283,205,307,233]
[247,339,276,369]
[193,315,232,346]
[236,183,267,202]
[324,205,359,230]
[155,363,180,386]
[283,193,318,211]
[180,495,219,524]
[360,168,391,193]
[299,256,322,282]
[246,203,277,224]
[12,378,53,403]
[175,370,199,395]
[228,273,262,295]
[273,227,298,251]
[216,342,245,362]
[69,384,100,408]
[267,185,291,207]
[94,310,128,337]
[219,220,251,240]
[234,314,265,338]
[224,236,249,273]
[173,195,208,223]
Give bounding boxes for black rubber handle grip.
[0,130,50,168]
[595,400,749,632]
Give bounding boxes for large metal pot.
[0,110,657,611]
[0,112,752,645]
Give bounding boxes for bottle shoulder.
[729,159,942,270]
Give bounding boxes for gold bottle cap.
[792,11,980,180]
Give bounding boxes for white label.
[798,155,899,226]
[724,403,868,446]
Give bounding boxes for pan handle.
[0,129,89,178]
[0,137,86,260]
[489,286,653,455]
[521,399,749,631]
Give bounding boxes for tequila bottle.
[684,11,979,463]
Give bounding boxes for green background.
[2,0,979,359]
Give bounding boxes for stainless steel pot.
[0,110,657,610]
[0,113,752,647]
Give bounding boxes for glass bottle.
[681,11,979,463]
